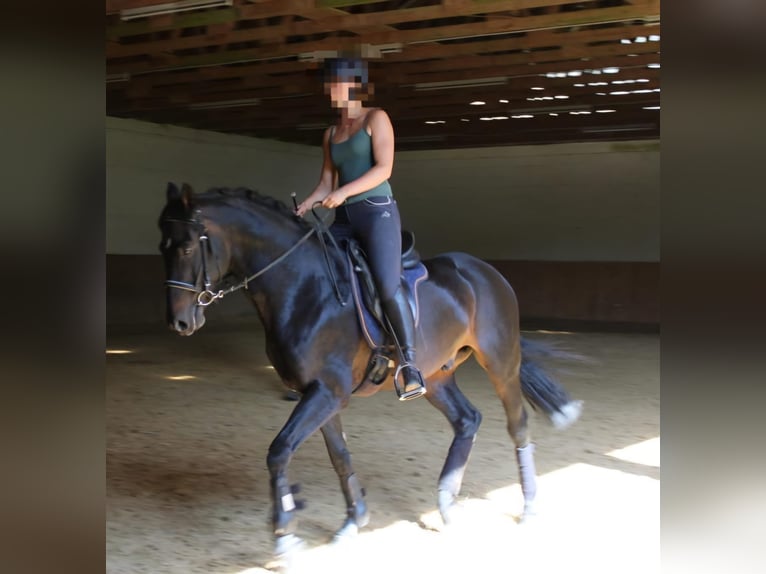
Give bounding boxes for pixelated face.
[324,79,361,108]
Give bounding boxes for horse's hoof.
[332,518,360,544]
[438,490,459,527]
[518,502,538,525]
[272,534,305,566]
[551,400,583,429]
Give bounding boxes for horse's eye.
[159,238,172,252]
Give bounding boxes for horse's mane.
[197,186,311,231]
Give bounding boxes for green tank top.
[329,119,393,205]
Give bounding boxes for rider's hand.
[322,189,348,209]
[294,200,310,217]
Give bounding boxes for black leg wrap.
[271,476,298,536]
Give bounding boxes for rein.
[163,203,348,307]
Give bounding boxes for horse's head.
[158,182,229,336]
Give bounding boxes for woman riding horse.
[294,57,427,401]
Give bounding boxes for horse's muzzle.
[168,308,206,336]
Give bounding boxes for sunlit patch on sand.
[164,374,197,381]
[607,436,660,467]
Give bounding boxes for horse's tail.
[519,337,584,430]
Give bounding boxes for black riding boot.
[382,287,427,401]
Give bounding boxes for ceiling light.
[582,125,654,133]
[413,77,508,91]
[596,109,616,113]
[574,83,586,87]
[499,99,509,103]
[469,101,486,106]
[649,35,661,42]
[479,117,493,121]
[106,73,130,84]
[510,104,590,114]
[511,115,534,119]
[119,0,232,21]
[602,67,620,74]
[424,120,446,124]
[643,106,660,110]
[549,113,559,116]
[588,82,608,86]
[554,95,569,99]
[531,87,545,90]
[648,63,661,69]
[460,118,470,122]
[567,71,582,77]
[635,36,648,43]
[189,97,260,110]
[299,50,341,62]
[610,91,630,95]
[636,78,650,83]
[621,38,632,44]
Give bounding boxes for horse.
[158,182,582,561]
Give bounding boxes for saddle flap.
[346,239,383,322]
[346,238,428,350]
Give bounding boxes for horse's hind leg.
[425,372,482,526]
[475,345,538,521]
[320,414,370,541]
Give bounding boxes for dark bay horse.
[158,182,582,560]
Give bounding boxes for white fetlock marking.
[281,493,296,512]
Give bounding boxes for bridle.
[162,204,347,307]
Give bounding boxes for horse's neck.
[222,204,327,325]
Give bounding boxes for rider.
[294,57,426,401]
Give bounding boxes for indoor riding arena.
[106,2,660,573]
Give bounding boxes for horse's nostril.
[175,320,189,332]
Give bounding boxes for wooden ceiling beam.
[107,20,659,77]
[107,2,658,65]
[108,43,658,101]
[107,1,584,41]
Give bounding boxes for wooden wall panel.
[108,255,659,329]
[486,260,659,326]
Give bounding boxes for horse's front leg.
[321,414,369,542]
[267,379,341,560]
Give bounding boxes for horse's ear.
[180,183,194,209]
[166,182,181,203]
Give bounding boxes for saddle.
[345,231,429,393]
